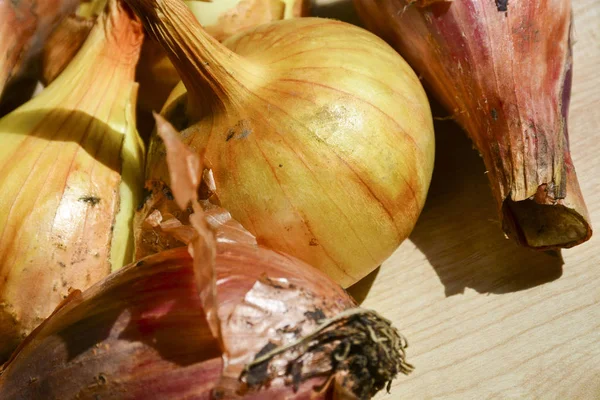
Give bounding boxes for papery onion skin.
[0,0,79,97]
[354,0,592,248]
[0,0,145,360]
[41,15,96,85]
[129,0,435,288]
[0,246,356,400]
[0,249,222,400]
[0,0,80,116]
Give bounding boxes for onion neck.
[125,0,263,115]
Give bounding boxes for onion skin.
[354,0,592,249]
[128,0,435,288]
[0,249,222,400]
[0,0,80,101]
[0,0,144,361]
[41,15,96,86]
[186,0,310,42]
[0,247,354,400]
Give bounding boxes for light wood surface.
[313,1,600,398]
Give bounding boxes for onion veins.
[127,0,436,288]
[354,0,592,248]
[0,0,144,360]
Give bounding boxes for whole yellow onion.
[128,0,435,287]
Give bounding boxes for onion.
[185,0,310,42]
[127,0,436,288]
[0,115,413,399]
[354,0,592,248]
[0,0,144,360]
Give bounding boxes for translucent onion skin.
[0,0,144,360]
[354,0,592,249]
[127,0,436,288]
[0,246,355,400]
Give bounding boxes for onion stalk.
[127,0,436,288]
[136,0,310,131]
[354,0,592,248]
[0,0,145,360]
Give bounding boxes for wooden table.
[311,1,600,398]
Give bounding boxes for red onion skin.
[0,0,80,99]
[354,0,591,248]
[0,245,355,399]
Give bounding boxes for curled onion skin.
[0,0,145,360]
[354,0,592,249]
[127,0,435,288]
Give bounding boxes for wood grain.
[313,0,600,398]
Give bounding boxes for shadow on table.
[409,110,564,296]
[347,267,380,304]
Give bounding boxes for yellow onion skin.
[0,0,144,360]
[0,246,355,400]
[354,0,592,249]
[0,0,80,103]
[129,0,436,288]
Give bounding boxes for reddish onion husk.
[41,15,96,85]
[0,0,79,105]
[126,0,435,288]
[354,0,592,249]
[0,115,413,400]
